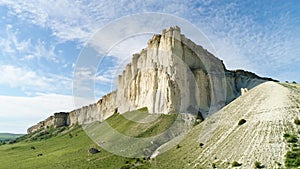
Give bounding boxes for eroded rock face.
[116,26,223,116]
[27,26,276,133]
[27,112,68,133]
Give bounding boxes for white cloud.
[0,25,30,55]
[0,65,72,94]
[0,0,99,43]
[0,25,60,63]
[95,75,113,83]
[188,1,300,79]
[107,35,150,60]
[0,94,76,133]
[0,1,298,80]
[31,40,58,62]
[0,65,48,88]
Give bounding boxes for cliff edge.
[27,26,277,133]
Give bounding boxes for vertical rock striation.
[27,26,277,133]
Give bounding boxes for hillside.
[1,82,299,168]
[151,82,300,168]
[0,108,177,169]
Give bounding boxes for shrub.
[284,133,291,138]
[0,141,6,146]
[212,163,216,168]
[232,161,242,167]
[275,161,281,166]
[8,140,16,144]
[88,148,100,154]
[238,119,246,125]
[176,144,181,149]
[194,120,200,126]
[138,107,148,112]
[287,135,298,143]
[285,149,300,167]
[254,161,264,168]
[295,118,300,125]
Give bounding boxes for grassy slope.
[105,108,178,137]
[1,83,298,168]
[0,127,130,169]
[0,108,177,169]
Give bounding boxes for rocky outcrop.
[68,91,117,126]
[241,88,249,96]
[27,112,68,133]
[27,26,277,133]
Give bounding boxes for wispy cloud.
[187,1,300,80]
[0,24,60,63]
[1,0,299,81]
[0,25,31,55]
[1,0,99,43]
[0,65,72,95]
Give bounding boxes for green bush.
[0,141,6,146]
[287,135,298,143]
[254,161,264,168]
[294,118,300,125]
[275,161,281,166]
[238,119,246,125]
[232,161,242,167]
[284,133,291,138]
[285,149,300,167]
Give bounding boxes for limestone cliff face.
[117,26,225,116]
[27,26,277,133]
[27,112,69,133]
[61,91,117,126]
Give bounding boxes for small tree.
[238,119,247,125]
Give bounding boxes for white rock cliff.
[27,26,276,133]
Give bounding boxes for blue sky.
[0,0,299,133]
